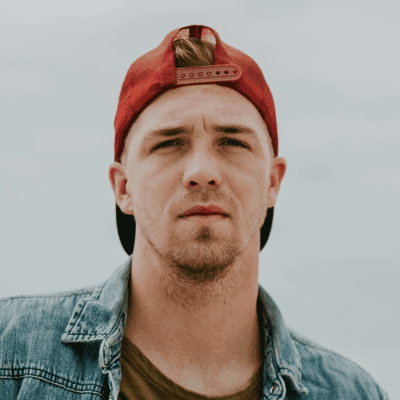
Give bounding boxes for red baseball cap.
[113,24,279,255]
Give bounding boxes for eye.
[153,138,249,151]
[153,139,183,150]
[221,139,249,148]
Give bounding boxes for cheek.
[144,175,175,209]
[230,177,256,211]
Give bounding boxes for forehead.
[143,84,256,113]
[130,84,268,141]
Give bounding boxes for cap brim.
[116,203,135,255]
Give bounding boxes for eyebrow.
[144,124,259,141]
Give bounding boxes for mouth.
[181,213,227,221]
[182,204,227,217]
[186,213,224,216]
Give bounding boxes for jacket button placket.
[269,383,279,395]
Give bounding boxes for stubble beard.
[147,223,244,309]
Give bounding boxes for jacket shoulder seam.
[0,282,103,302]
[288,326,385,389]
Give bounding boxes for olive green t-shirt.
[118,335,263,400]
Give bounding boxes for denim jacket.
[0,255,390,399]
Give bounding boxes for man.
[0,25,389,400]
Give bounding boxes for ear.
[267,157,287,208]
[109,161,134,215]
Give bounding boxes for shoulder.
[287,327,389,399]
[0,284,111,399]
[0,284,98,341]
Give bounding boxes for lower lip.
[183,213,227,220]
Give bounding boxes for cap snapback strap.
[176,64,242,85]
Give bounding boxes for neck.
[124,245,263,376]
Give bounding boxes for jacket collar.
[62,255,308,396]
[257,284,309,395]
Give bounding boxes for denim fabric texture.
[0,256,390,399]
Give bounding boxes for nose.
[182,143,222,190]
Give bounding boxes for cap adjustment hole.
[178,66,240,82]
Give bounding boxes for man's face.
[110,84,286,284]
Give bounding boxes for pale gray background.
[1,0,398,397]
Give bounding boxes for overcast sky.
[1,0,398,397]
